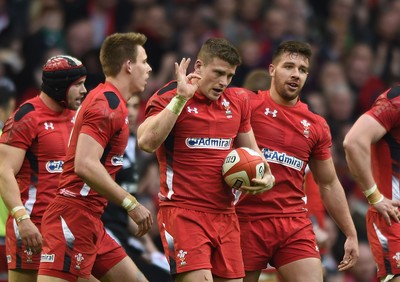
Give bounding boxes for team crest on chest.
[301,119,311,138]
[222,99,232,118]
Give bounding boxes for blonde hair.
[100,32,147,77]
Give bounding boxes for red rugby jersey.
[145,82,252,213]
[0,96,74,221]
[235,90,332,220]
[58,82,129,215]
[366,86,400,203]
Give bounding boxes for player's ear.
[268,63,275,76]
[125,60,132,74]
[194,60,202,74]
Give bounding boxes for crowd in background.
[1,0,400,281]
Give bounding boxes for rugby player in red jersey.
[0,55,87,282]
[236,41,359,282]
[138,38,275,282]
[37,33,153,282]
[344,86,400,282]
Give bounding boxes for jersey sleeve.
[366,88,400,131]
[145,81,177,118]
[311,117,332,160]
[80,97,124,149]
[237,88,252,133]
[0,104,37,150]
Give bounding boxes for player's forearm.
[0,171,24,212]
[137,110,179,153]
[321,182,357,238]
[75,158,128,206]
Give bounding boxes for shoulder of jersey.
[387,85,400,100]
[88,90,122,110]
[13,102,35,122]
[101,91,121,110]
[225,87,256,102]
[225,87,253,96]
[156,81,177,96]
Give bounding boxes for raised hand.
[175,58,202,100]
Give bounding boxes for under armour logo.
[187,107,198,114]
[44,122,54,130]
[264,108,277,117]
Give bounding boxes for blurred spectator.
[343,241,378,282]
[242,68,271,92]
[372,4,400,86]
[345,43,387,116]
[237,0,265,34]
[325,83,356,136]
[133,4,175,73]
[0,85,15,131]
[20,0,65,93]
[257,6,289,65]
[66,19,95,59]
[322,216,341,280]
[303,91,327,117]
[318,60,348,93]
[213,0,252,46]
[319,0,357,60]
[233,39,265,86]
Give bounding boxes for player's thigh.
[8,269,37,282]
[100,256,147,282]
[243,270,262,282]
[176,269,213,282]
[38,275,94,282]
[278,257,323,282]
[214,276,242,282]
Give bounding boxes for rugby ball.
[222,147,265,189]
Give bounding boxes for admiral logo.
[41,254,55,262]
[111,155,124,166]
[262,148,304,171]
[7,255,11,263]
[185,138,231,149]
[46,160,64,173]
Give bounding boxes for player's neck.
[39,92,64,112]
[105,77,132,102]
[269,88,299,107]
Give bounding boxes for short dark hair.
[100,32,147,77]
[272,41,312,64]
[198,38,241,66]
